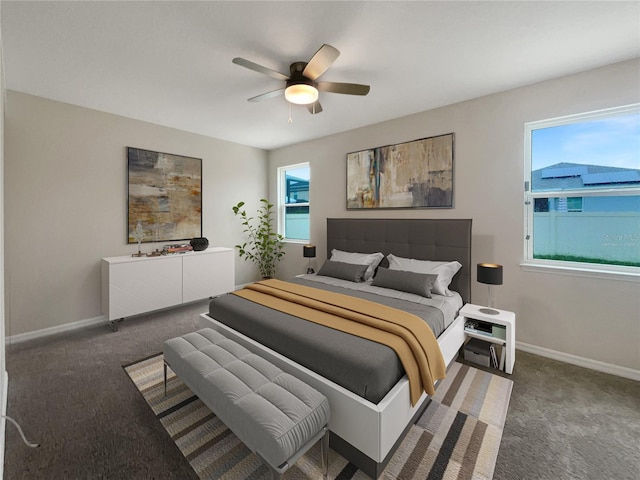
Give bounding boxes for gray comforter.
[207,277,445,404]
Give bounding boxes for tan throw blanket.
[232,279,446,405]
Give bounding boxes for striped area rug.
[124,355,512,480]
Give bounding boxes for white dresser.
[101,247,234,328]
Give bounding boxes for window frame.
[277,162,310,243]
[523,104,640,280]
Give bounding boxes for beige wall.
[269,59,640,372]
[4,91,268,337]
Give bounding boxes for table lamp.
[303,245,316,274]
[477,263,503,315]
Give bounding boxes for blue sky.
[531,112,640,171]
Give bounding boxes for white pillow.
[387,253,462,297]
[330,249,384,281]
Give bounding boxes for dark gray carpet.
[4,302,640,479]
[489,353,640,480]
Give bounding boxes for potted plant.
[232,199,285,279]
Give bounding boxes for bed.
[199,218,472,478]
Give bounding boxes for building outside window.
[278,163,309,241]
[524,104,640,273]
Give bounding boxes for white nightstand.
[460,303,516,374]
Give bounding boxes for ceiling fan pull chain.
[288,102,293,123]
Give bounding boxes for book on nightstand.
[490,345,499,368]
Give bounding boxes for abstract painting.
[127,147,202,243]
[346,133,454,209]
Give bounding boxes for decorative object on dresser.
[461,303,515,374]
[131,220,145,257]
[232,199,285,279]
[162,244,193,254]
[189,237,209,251]
[303,244,316,274]
[101,247,234,331]
[127,147,202,244]
[346,133,454,209]
[476,262,503,314]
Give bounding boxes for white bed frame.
[203,218,472,477]
[199,311,465,476]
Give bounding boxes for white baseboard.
[6,315,106,345]
[516,341,640,382]
[5,285,251,346]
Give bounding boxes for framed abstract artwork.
[127,147,202,243]
[346,133,454,209]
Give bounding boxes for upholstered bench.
[163,328,330,479]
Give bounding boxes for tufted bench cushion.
[163,328,330,477]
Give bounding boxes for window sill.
[520,261,640,282]
[283,238,310,245]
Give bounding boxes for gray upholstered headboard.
[326,218,472,304]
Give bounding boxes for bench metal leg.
[260,425,329,480]
[258,455,284,480]
[269,466,283,480]
[321,429,329,480]
[163,361,168,397]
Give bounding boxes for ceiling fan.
[232,44,370,114]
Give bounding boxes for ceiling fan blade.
[307,101,323,114]
[317,82,370,96]
[302,44,340,80]
[232,57,289,81]
[248,88,285,102]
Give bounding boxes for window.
[524,104,640,274]
[278,163,310,241]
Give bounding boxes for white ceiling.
[2,1,639,150]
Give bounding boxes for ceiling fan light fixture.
[284,83,318,105]
[234,44,369,113]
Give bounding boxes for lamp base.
[306,267,315,274]
[479,307,500,315]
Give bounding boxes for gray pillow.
[371,268,437,298]
[316,260,369,283]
